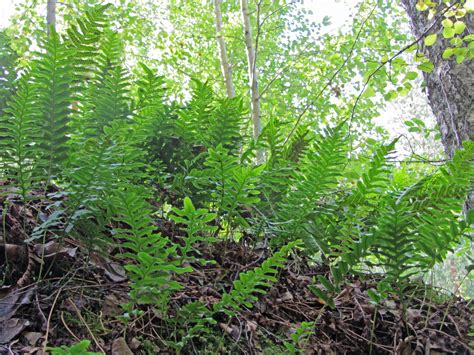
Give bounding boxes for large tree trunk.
[401,0,473,159]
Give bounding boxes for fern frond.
[34,30,73,179]
[215,241,299,314]
[0,72,40,198]
[112,187,191,306]
[277,123,348,250]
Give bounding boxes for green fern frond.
[112,187,191,306]
[0,72,40,199]
[277,123,348,250]
[215,241,299,314]
[34,30,73,180]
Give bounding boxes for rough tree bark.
[401,0,473,159]
[401,1,473,211]
[241,0,263,162]
[46,0,57,35]
[214,0,235,98]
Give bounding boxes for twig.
[348,1,461,133]
[42,287,65,353]
[68,298,106,353]
[283,4,377,146]
[60,311,81,342]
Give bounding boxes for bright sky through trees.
[0,0,361,31]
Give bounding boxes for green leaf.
[367,289,381,304]
[441,19,453,28]
[443,27,455,39]
[308,286,336,309]
[454,21,466,35]
[417,61,434,73]
[405,71,418,80]
[416,1,429,11]
[442,47,454,59]
[424,33,437,46]
[456,55,465,64]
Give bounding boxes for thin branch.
[348,1,461,130]
[283,4,377,146]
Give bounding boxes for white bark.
[46,0,57,35]
[240,0,263,162]
[214,0,235,98]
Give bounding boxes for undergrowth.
[0,4,472,353]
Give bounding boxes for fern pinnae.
[35,29,73,183]
[215,240,300,315]
[0,72,40,200]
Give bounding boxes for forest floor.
[0,187,472,354]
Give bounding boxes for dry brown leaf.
[111,337,133,355]
[22,331,43,346]
[0,318,30,344]
[0,286,34,323]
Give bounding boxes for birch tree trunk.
[46,0,57,35]
[241,0,263,162]
[401,0,473,210]
[214,0,235,98]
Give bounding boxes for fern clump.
[170,196,217,262]
[111,187,192,306]
[190,144,263,235]
[277,123,347,250]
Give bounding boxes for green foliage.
[0,73,39,199]
[277,123,348,250]
[0,30,18,116]
[170,196,217,261]
[283,321,315,354]
[35,30,73,180]
[215,241,299,315]
[1,2,472,352]
[111,187,192,306]
[190,144,263,233]
[48,340,101,355]
[176,80,244,151]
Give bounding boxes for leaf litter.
[0,188,472,354]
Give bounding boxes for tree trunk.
[214,0,235,98]
[401,0,473,210]
[46,0,57,35]
[401,0,473,159]
[240,0,263,162]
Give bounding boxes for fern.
[48,340,101,355]
[215,241,299,315]
[0,30,18,116]
[190,144,263,233]
[132,63,167,140]
[111,187,191,306]
[170,197,217,262]
[0,73,40,199]
[326,139,398,266]
[176,80,244,150]
[34,29,73,182]
[277,123,347,250]
[65,4,112,84]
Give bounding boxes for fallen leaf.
[128,337,141,351]
[90,253,127,282]
[111,337,133,355]
[0,286,34,322]
[0,318,30,344]
[22,331,43,346]
[34,241,77,259]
